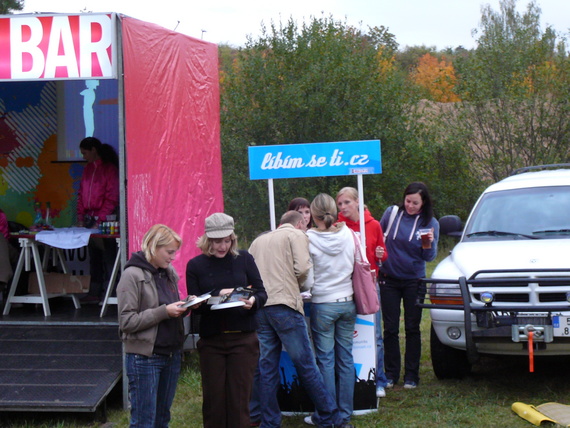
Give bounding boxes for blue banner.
[248,140,381,180]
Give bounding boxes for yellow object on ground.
[512,401,570,426]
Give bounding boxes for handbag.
[350,230,380,315]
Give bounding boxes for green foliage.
[221,16,478,239]
[397,112,483,220]
[365,25,399,53]
[0,0,23,14]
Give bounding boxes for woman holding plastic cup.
[378,182,439,390]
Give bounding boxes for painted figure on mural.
[81,79,99,137]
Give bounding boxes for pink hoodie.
[77,159,119,224]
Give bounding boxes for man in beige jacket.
[249,211,347,428]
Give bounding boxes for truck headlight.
[429,283,462,305]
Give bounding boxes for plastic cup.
[419,228,432,249]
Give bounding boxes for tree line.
[220,0,569,240]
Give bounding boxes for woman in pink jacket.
[77,137,119,228]
[78,137,119,303]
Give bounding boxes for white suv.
[424,164,570,379]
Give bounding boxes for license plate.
[553,316,570,336]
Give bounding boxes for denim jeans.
[256,305,341,428]
[310,301,356,424]
[249,363,261,424]
[374,285,388,387]
[380,276,423,384]
[125,351,182,428]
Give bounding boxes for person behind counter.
[379,182,439,390]
[186,213,267,428]
[77,137,119,228]
[117,224,193,428]
[77,137,119,304]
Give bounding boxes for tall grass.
[3,242,570,427]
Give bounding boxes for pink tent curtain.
[122,16,223,293]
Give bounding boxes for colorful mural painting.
[0,78,119,228]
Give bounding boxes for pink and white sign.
[0,13,117,81]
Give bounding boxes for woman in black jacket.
[186,213,267,428]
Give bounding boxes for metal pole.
[268,179,276,231]
[357,174,367,258]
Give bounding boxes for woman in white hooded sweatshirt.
[304,193,356,427]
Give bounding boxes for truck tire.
[430,325,471,379]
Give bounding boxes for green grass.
[3,243,569,427]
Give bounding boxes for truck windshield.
[464,186,570,241]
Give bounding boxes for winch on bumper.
[418,269,570,378]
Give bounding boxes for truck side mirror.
[439,215,463,237]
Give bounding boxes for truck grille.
[421,269,570,310]
[471,276,570,305]
[473,293,529,303]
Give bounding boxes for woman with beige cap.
[186,213,267,428]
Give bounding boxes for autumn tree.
[411,53,460,102]
[438,0,570,182]
[396,45,438,72]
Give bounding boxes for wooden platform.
[0,298,122,416]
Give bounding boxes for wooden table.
[3,233,121,317]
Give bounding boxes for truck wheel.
[430,325,471,379]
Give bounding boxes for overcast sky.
[19,0,570,50]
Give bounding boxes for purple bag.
[350,230,380,315]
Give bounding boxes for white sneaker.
[304,415,316,425]
[376,386,386,397]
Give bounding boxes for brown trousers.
[197,331,259,428]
